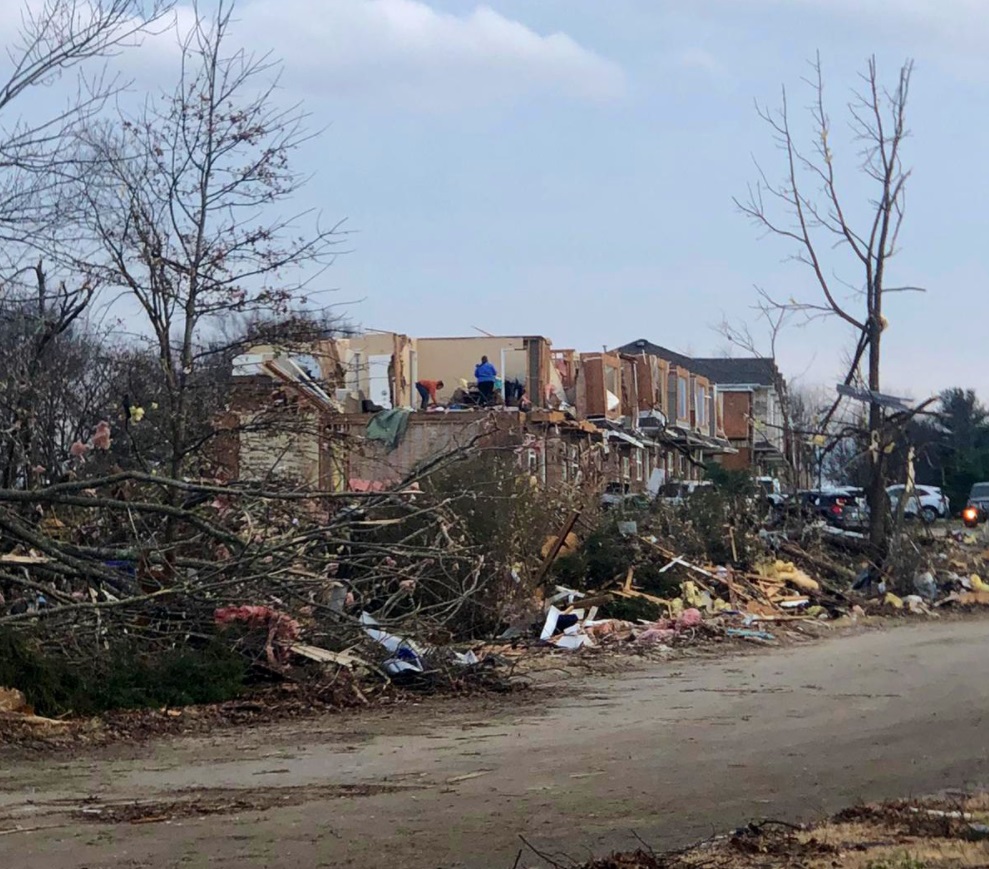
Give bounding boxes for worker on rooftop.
[415,379,444,410]
[474,355,497,405]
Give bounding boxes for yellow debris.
[764,559,821,593]
[884,592,904,609]
[682,580,705,608]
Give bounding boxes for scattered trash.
[214,606,301,667]
[290,643,367,669]
[913,570,938,601]
[360,612,427,675]
[884,592,904,609]
[902,594,930,615]
[726,628,776,643]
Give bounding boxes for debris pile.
[533,511,989,653]
[3,452,989,730]
[0,455,568,720]
[566,791,989,869]
[535,529,851,652]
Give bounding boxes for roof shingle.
[613,338,780,386]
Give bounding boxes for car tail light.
[830,504,842,515]
[963,506,979,522]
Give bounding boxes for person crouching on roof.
[415,379,443,410]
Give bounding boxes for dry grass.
[578,793,989,869]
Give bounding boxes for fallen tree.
[0,435,584,715]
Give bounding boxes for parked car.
[755,476,785,508]
[600,482,651,511]
[963,482,989,526]
[886,484,949,523]
[600,481,629,510]
[800,489,868,530]
[656,480,713,507]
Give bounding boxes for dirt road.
[3,619,989,868]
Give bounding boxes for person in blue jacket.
[474,355,497,405]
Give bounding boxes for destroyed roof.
[690,357,780,387]
[614,339,780,387]
[613,339,695,371]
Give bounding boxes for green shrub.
[0,630,246,717]
[598,595,662,622]
[551,550,589,589]
[582,521,636,586]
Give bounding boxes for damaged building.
[614,339,797,481]
[217,331,804,498]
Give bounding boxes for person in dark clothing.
[474,356,497,405]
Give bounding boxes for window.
[634,451,643,481]
[621,456,630,480]
[677,377,688,420]
[695,384,706,427]
[527,449,538,473]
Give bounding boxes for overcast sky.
[19,0,989,400]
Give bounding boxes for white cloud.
[226,0,626,109]
[0,0,624,110]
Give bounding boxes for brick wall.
[720,447,752,471]
[237,410,322,486]
[721,391,752,440]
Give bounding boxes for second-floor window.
[677,377,688,419]
[695,384,707,427]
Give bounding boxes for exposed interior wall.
[669,367,691,425]
[316,333,417,409]
[577,352,621,420]
[631,354,669,415]
[551,350,578,407]
[526,337,553,406]
[753,386,785,451]
[620,357,637,421]
[690,375,711,432]
[416,337,530,404]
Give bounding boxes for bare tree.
[0,0,173,259]
[0,2,174,487]
[715,291,809,486]
[736,54,917,551]
[78,0,343,479]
